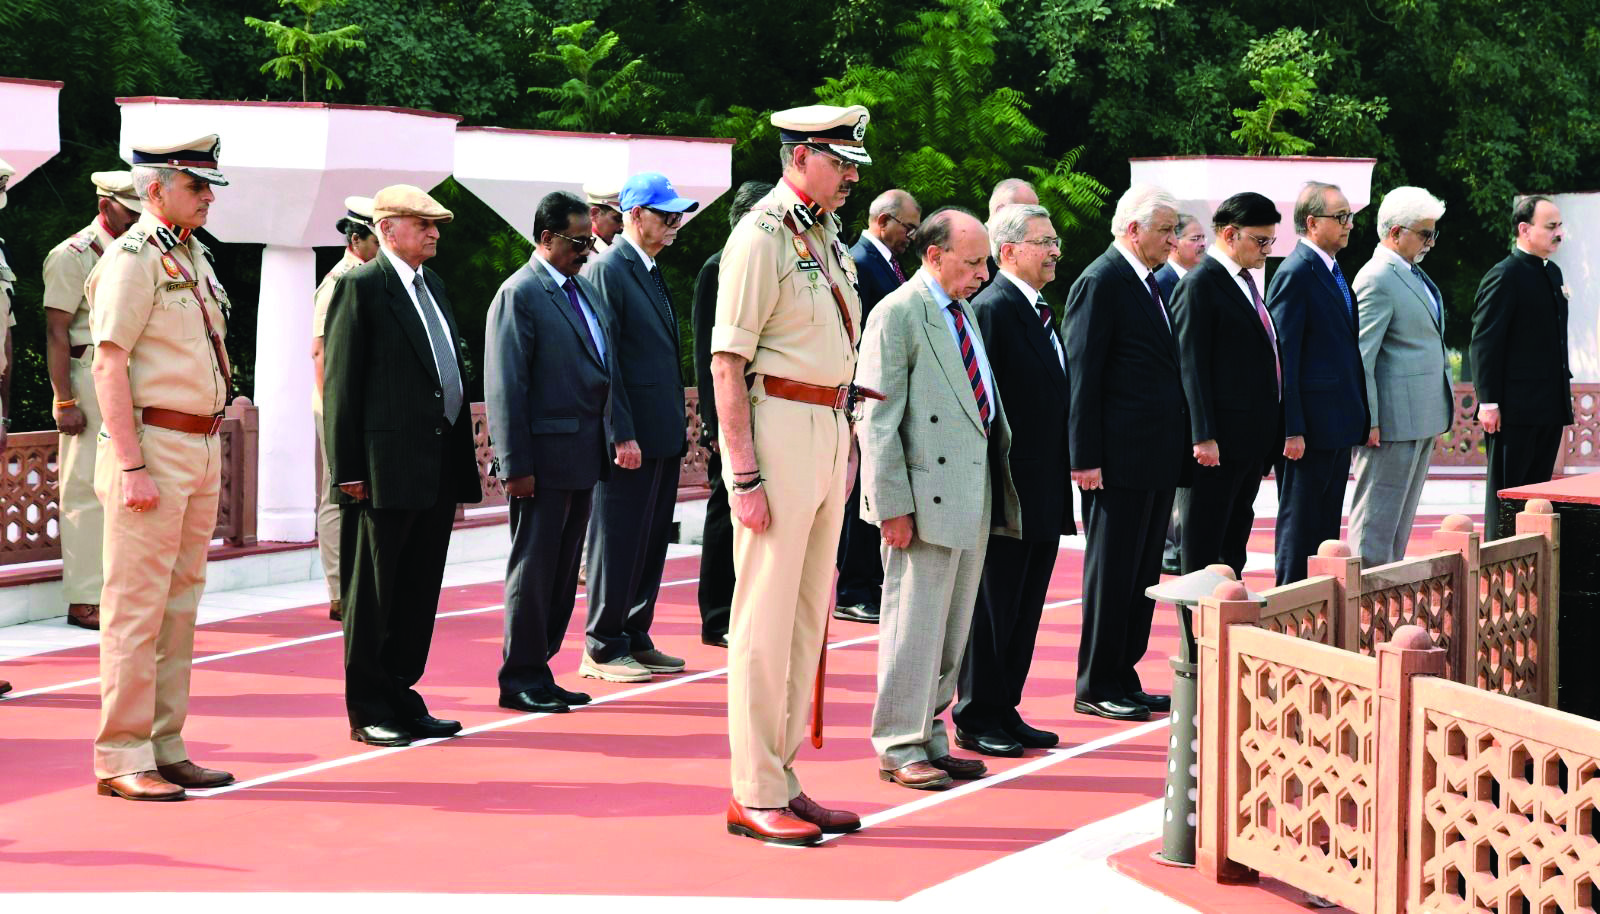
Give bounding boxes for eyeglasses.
[1399,226,1441,243]
[1239,231,1277,250]
[809,147,860,173]
[551,230,597,251]
[644,207,684,228]
[1311,211,1355,226]
[1017,236,1061,249]
[885,214,919,238]
[1182,234,1207,244]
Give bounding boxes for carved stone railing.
[1432,382,1600,469]
[1,399,259,567]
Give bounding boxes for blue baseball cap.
[619,172,700,213]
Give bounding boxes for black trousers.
[1273,447,1351,586]
[498,487,593,696]
[1484,425,1563,540]
[1076,485,1172,702]
[341,489,458,728]
[696,451,734,643]
[835,463,883,608]
[955,535,1058,733]
[1178,456,1267,578]
[586,455,679,662]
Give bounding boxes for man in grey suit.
[486,191,615,714]
[859,207,1022,790]
[1349,186,1453,566]
[581,172,698,683]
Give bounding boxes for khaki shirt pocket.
[786,270,831,326]
[149,290,205,340]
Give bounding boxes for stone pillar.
[252,244,318,542]
[1373,625,1446,914]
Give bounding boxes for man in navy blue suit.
[836,188,920,624]
[1268,182,1370,585]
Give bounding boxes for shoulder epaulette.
[119,226,151,254]
[751,203,785,236]
[66,232,94,254]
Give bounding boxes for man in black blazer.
[1471,195,1572,539]
[1170,193,1283,577]
[954,202,1074,755]
[1268,182,1369,585]
[1154,212,1207,573]
[485,191,613,714]
[835,187,920,624]
[581,172,698,682]
[692,180,774,647]
[1065,183,1186,722]
[323,184,483,747]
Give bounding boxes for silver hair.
[1376,186,1446,235]
[988,178,1037,217]
[988,203,1051,260]
[131,165,181,203]
[1293,181,1341,236]
[1110,183,1179,238]
[869,188,917,221]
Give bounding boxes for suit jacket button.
[933,496,942,504]
[930,415,939,423]
[434,427,443,436]
[937,456,946,464]
[434,390,442,398]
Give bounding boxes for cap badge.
[851,116,867,142]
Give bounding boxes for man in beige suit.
[859,207,1021,790]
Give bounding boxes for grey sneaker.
[631,648,686,673]
[578,652,652,682]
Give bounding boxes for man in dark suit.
[1471,195,1572,539]
[1065,183,1186,722]
[485,191,613,714]
[1170,193,1283,577]
[581,172,698,682]
[835,187,920,624]
[954,202,1074,755]
[1268,181,1370,585]
[323,184,483,747]
[692,180,774,647]
[1154,212,1207,573]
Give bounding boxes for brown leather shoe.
[879,760,954,790]
[156,760,235,788]
[788,792,862,833]
[930,754,988,780]
[0,679,12,696]
[67,604,100,630]
[726,799,822,846]
[329,599,343,623]
[97,771,185,801]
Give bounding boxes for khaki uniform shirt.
[712,181,861,388]
[0,242,16,379]
[44,217,116,347]
[311,249,364,413]
[87,213,230,416]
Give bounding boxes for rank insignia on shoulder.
[120,227,149,253]
[165,280,198,291]
[153,226,178,251]
[792,203,818,231]
[160,254,182,279]
[755,218,778,235]
[66,234,92,254]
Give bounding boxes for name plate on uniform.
[166,280,199,292]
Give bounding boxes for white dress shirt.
[1114,240,1170,328]
[535,253,606,366]
[919,270,996,405]
[1207,245,1255,306]
[380,244,454,380]
[1165,258,1190,280]
[623,232,657,272]
[999,268,1063,369]
[1375,244,1442,320]
[1298,235,1337,272]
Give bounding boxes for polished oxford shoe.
[156,759,234,788]
[1074,698,1151,722]
[702,632,730,648]
[832,603,880,624]
[97,770,185,801]
[1009,721,1060,749]
[880,760,953,790]
[499,689,569,714]
[351,722,414,746]
[408,715,463,738]
[954,728,1023,758]
[1130,691,1171,713]
[67,603,100,630]
[726,799,822,846]
[551,685,591,706]
[788,792,861,833]
[929,754,988,780]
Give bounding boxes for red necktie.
[889,255,906,284]
[948,304,991,434]
[1240,269,1280,398]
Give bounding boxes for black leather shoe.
[408,715,462,738]
[351,722,413,746]
[832,603,880,624]
[1009,721,1060,749]
[1074,698,1151,722]
[499,689,569,714]
[1129,691,1171,713]
[954,728,1024,757]
[551,685,591,706]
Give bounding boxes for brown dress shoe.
[67,604,100,630]
[929,754,987,780]
[156,760,235,788]
[879,760,954,790]
[329,599,343,623]
[0,679,12,696]
[97,771,185,801]
[788,792,861,833]
[726,799,822,846]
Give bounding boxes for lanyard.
[165,248,232,400]
[782,213,855,346]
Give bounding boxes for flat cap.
[343,195,375,226]
[92,170,143,213]
[771,104,871,165]
[371,184,453,224]
[583,180,622,209]
[129,133,228,186]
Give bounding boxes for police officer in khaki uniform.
[86,135,235,801]
[43,171,144,632]
[311,196,379,622]
[714,105,877,846]
[583,180,624,257]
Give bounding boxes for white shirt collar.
[623,232,656,272]
[918,269,953,307]
[380,243,420,287]
[1298,236,1337,271]
[1515,242,1549,265]
[999,268,1042,305]
[1375,243,1414,270]
[1207,244,1246,277]
[1114,240,1155,282]
[533,252,575,289]
[863,231,896,266]
[1166,257,1190,279]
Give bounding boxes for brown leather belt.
[142,406,225,436]
[760,375,885,411]
[70,344,89,358]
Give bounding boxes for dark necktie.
[413,272,463,423]
[1331,260,1354,320]
[563,277,602,364]
[1036,300,1052,328]
[1143,272,1171,331]
[947,303,991,434]
[889,253,906,284]
[1412,264,1441,323]
[648,264,676,327]
[1241,269,1281,398]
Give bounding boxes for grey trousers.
[871,490,990,770]
[314,420,341,601]
[1349,436,1433,567]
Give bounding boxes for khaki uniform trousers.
[92,425,221,778]
[313,415,340,601]
[727,396,850,808]
[58,351,105,604]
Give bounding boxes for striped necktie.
[1331,260,1354,320]
[947,303,991,434]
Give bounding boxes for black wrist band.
[122,464,146,472]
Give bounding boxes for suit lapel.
[1206,257,1274,353]
[1001,277,1065,391]
[920,284,986,432]
[618,240,676,338]
[535,263,604,369]
[1107,247,1178,364]
[382,256,442,386]
[1390,259,1442,333]
[1299,244,1357,339]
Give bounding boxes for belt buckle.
[208,413,225,436]
[832,386,850,411]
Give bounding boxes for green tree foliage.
[529,20,663,132]
[244,0,367,101]
[1231,63,1317,156]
